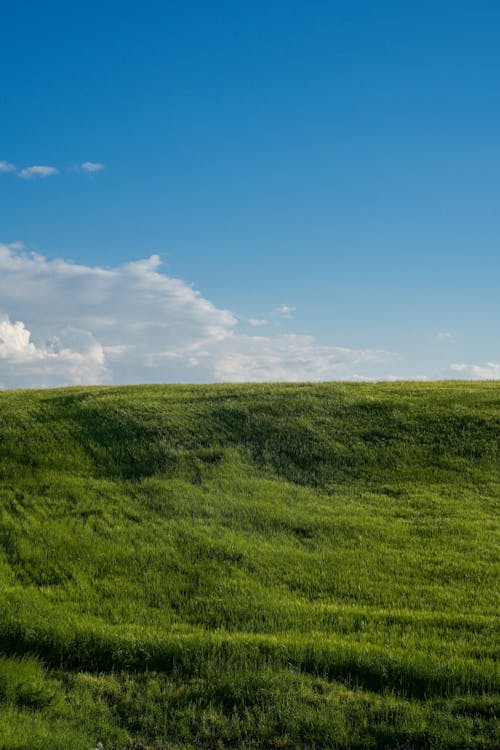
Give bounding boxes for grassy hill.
[0,382,498,749]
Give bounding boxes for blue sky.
[1,0,499,386]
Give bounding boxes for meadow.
[0,382,498,749]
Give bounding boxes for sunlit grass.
[0,382,498,748]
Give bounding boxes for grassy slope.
[0,382,498,749]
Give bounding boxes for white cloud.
[80,161,104,172]
[1,160,104,177]
[385,374,429,382]
[0,160,16,173]
[18,165,59,179]
[0,317,38,361]
[275,304,296,318]
[436,331,454,341]
[0,243,393,388]
[247,318,268,327]
[0,316,106,387]
[212,336,389,382]
[449,362,500,380]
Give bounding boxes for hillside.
[0,382,498,749]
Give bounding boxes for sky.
[1,0,499,387]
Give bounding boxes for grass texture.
[0,381,498,748]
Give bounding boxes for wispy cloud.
[213,337,390,383]
[0,160,16,173]
[1,160,105,178]
[0,243,394,388]
[18,165,59,179]
[80,161,104,173]
[247,318,268,327]
[449,362,500,380]
[436,331,454,341]
[275,304,296,318]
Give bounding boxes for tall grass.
[0,382,498,748]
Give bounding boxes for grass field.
[0,382,498,749]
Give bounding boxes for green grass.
[0,381,498,749]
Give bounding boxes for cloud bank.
[0,243,392,388]
[449,362,500,379]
